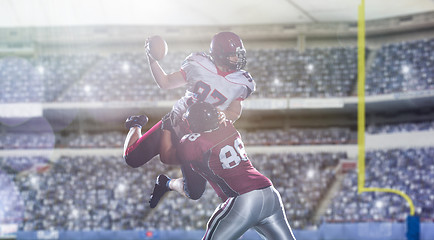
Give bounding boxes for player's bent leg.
[123,127,140,154]
[181,163,206,200]
[203,194,263,240]
[254,216,296,240]
[123,115,149,154]
[254,187,296,240]
[203,198,246,240]
[124,121,163,168]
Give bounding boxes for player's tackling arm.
[159,129,179,165]
[147,55,186,89]
[222,99,243,122]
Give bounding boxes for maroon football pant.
[124,121,163,168]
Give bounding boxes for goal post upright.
[356,0,416,218]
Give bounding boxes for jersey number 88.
[219,138,248,169]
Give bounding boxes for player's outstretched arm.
[145,38,186,89]
[147,59,186,89]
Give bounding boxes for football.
[148,35,168,61]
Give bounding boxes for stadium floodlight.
[30,176,39,187]
[122,62,130,72]
[306,63,314,73]
[402,65,410,74]
[307,169,315,179]
[117,183,126,192]
[71,209,79,218]
[273,78,280,85]
[84,85,91,93]
[375,201,384,208]
[37,66,44,74]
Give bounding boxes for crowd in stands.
[0,152,341,230]
[1,133,433,231]
[248,48,357,98]
[62,131,124,148]
[1,156,49,173]
[324,147,434,222]
[0,132,56,149]
[10,156,178,231]
[33,55,100,102]
[1,37,433,232]
[366,39,434,95]
[57,52,186,103]
[3,119,434,150]
[0,127,354,150]
[0,170,24,224]
[0,58,44,103]
[240,127,354,146]
[366,119,434,134]
[0,38,432,103]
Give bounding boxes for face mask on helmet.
[210,32,247,71]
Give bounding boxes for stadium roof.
[0,0,433,27]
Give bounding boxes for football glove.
[161,112,174,131]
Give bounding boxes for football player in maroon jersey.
[123,32,255,168]
[149,102,296,240]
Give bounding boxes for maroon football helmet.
[209,32,247,71]
[184,101,220,133]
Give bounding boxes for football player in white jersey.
[123,32,256,167]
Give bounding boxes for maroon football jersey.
[178,121,272,201]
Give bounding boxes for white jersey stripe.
[203,197,236,240]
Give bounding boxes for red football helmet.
[209,32,247,71]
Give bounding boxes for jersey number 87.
[188,81,228,107]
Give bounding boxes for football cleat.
[149,174,171,208]
[125,115,148,129]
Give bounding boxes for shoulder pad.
[239,70,254,83]
[183,52,210,62]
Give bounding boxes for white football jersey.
[169,52,255,136]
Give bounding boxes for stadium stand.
[0,38,433,236]
[323,147,434,222]
[63,131,124,149]
[366,120,434,134]
[57,52,186,102]
[0,128,355,150]
[33,55,100,102]
[0,58,44,103]
[240,127,354,145]
[1,39,433,102]
[0,152,341,231]
[12,156,177,231]
[0,133,56,150]
[247,47,358,98]
[366,39,434,95]
[0,170,24,225]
